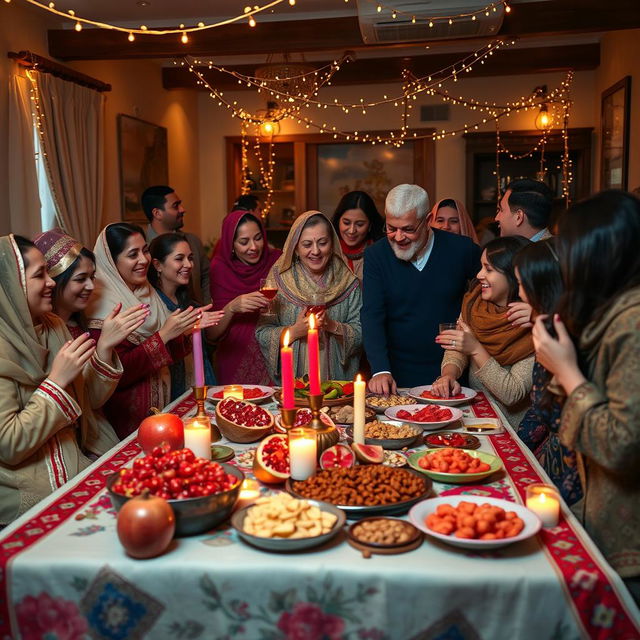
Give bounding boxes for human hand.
[430,375,461,399]
[159,306,202,343]
[507,301,533,328]
[229,292,269,314]
[532,314,584,394]
[198,310,225,329]
[368,373,397,395]
[98,303,149,353]
[49,333,96,388]
[435,320,480,356]
[288,308,310,342]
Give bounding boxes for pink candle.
[307,314,321,396]
[192,325,205,387]
[281,329,295,409]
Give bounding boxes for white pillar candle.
[526,484,560,528]
[183,417,212,460]
[289,428,317,481]
[353,373,366,445]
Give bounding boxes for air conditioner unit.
[356,0,504,44]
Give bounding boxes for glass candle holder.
[525,483,560,528]
[223,385,244,400]
[183,416,212,460]
[235,478,261,511]
[288,426,317,481]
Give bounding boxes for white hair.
[385,184,430,220]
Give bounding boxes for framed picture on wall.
[600,76,631,190]
[117,114,168,223]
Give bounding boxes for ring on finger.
[452,340,456,348]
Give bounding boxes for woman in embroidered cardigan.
[432,235,534,427]
[331,191,384,281]
[532,191,640,603]
[256,211,362,383]
[86,223,202,440]
[0,235,123,524]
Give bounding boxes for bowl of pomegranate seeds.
[215,398,274,443]
[107,444,244,536]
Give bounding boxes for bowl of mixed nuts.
[346,420,422,449]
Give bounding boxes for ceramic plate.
[407,449,503,484]
[365,393,412,414]
[345,422,422,450]
[207,385,275,404]
[409,495,541,550]
[231,499,346,552]
[384,404,463,430]
[461,418,503,435]
[408,385,477,406]
[286,469,432,518]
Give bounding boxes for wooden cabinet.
[464,128,593,226]
[226,132,435,248]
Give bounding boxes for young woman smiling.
[86,223,204,439]
[331,191,384,280]
[209,211,281,384]
[0,235,123,524]
[149,233,223,399]
[428,198,479,243]
[256,211,362,383]
[432,235,534,427]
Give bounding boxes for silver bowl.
[231,499,346,552]
[106,463,244,537]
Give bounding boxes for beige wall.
[198,68,596,243]
[596,29,640,191]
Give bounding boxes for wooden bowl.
[215,400,274,444]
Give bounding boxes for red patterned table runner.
[470,392,640,639]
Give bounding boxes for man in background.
[142,185,211,305]
[495,178,554,241]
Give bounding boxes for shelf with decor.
[464,128,593,228]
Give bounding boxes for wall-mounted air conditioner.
[356,0,505,44]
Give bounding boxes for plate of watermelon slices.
[408,385,477,407]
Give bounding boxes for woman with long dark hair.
[514,239,582,505]
[432,235,534,427]
[532,190,640,602]
[331,191,384,280]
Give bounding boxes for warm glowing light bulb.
[505,4,511,12]
[289,0,295,5]
[181,31,188,43]
[128,32,135,41]
[249,15,256,26]
[75,21,82,31]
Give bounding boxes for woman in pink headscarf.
[429,198,479,243]
[209,210,281,384]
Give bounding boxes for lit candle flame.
[539,492,547,503]
[283,329,290,348]
[356,373,362,383]
[309,313,316,330]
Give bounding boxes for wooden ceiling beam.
[47,0,640,61]
[162,44,599,91]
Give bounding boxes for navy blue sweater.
[361,229,481,387]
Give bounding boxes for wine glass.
[306,291,326,317]
[259,278,277,315]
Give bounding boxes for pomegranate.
[217,398,272,427]
[116,490,175,559]
[319,444,355,470]
[352,443,384,464]
[274,408,335,433]
[138,410,184,454]
[253,434,290,484]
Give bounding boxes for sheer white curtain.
[33,72,105,247]
[8,73,42,239]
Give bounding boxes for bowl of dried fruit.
[231,493,346,552]
[366,393,412,413]
[347,517,422,554]
[327,404,377,426]
[215,398,274,443]
[346,420,422,450]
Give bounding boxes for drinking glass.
[259,278,277,315]
[438,322,458,334]
[306,292,326,317]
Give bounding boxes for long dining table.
[1,389,638,640]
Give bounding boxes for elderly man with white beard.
[361,184,481,394]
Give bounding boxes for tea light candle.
[289,427,317,481]
[183,417,212,459]
[526,483,560,528]
[223,385,244,400]
[353,373,366,445]
[235,478,261,511]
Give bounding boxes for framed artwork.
[600,76,631,190]
[117,114,168,223]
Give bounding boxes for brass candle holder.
[192,385,221,443]
[307,392,339,456]
[280,407,298,430]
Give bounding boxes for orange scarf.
[462,283,534,366]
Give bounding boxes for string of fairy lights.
[5,0,575,210]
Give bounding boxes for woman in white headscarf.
[0,234,122,525]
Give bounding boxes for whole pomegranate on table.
[111,444,239,500]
